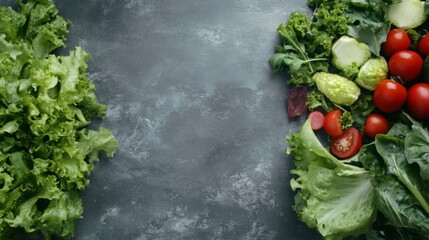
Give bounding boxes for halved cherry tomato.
[373,79,407,113]
[364,113,389,138]
[308,111,325,130]
[331,127,362,159]
[323,109,343,137]
[418,34,429,56]
[388,50,423,82]
[381,28,411,57]
[407,83,429,120]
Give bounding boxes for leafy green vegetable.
[272,0,429,239]
[338,110,353,129]
[306,88,336,112]
[312,1,349,36]
[288,120,376,239]
[405,125,429,180]
[360,142,429,237]
[0,0,118,239]
[349,91,375,129]
[344,0,392,56]
[269,20,329,86]
[269,3,350,86]
[375,135,429,215]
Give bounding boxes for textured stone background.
[1,0,322,239]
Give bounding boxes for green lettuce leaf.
[0,0,118,239]
[288,120,376,239]
[0,6,26,42]
[18,0,70,58]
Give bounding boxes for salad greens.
[0,0,118,239]
[269,0,393,124]
[289,114,429,239]
[270,0,429,239]
[288,120,376,240]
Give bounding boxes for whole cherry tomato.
[407,83,429,120]
[323,109,343,137]
[388,50,423,82]
[418,34,429,56]
[381,28,411,57]
[373,79,407,113]
[364,113,389,138]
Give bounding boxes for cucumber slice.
[388,0,427,29]
[332,36,371,72]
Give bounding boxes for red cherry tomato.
[373,79,407,113]
[364,113,389,138]
[407,83,429,120]
[308,111,325,130]
[388,50,423,82]
[418,34,429,56]
[323,109,343,137]
[382,28,411,57]
[331,127,362,159]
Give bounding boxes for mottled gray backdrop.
[0,0,322,239]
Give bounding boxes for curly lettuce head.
[0,1,118,239]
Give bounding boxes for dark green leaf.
[360,143,429,235]
[405,125,429,180]
[375,135,429,215]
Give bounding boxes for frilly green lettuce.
[0,0,118,239]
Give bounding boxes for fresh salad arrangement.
[0,0,118,239]
[270,0,429,239]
